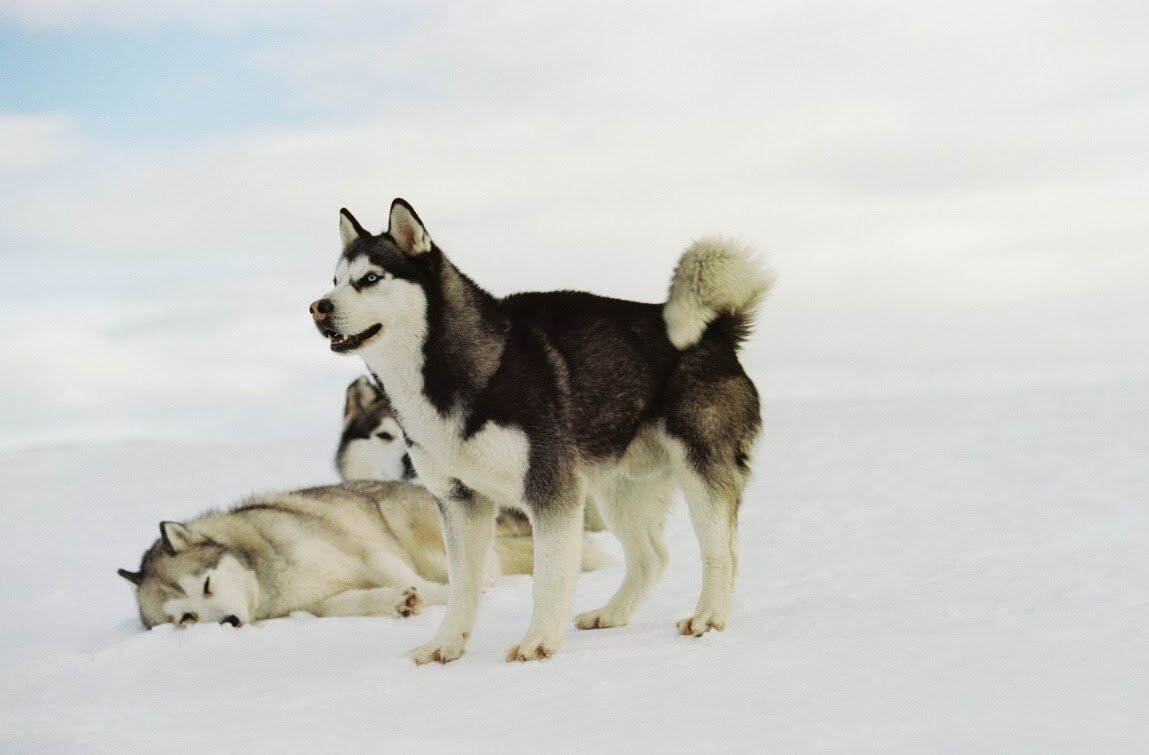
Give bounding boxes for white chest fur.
[361,338,530,505]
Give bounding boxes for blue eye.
[366,273,380,283]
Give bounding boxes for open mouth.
[321,323,382,353]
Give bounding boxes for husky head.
[118,522,258,629]
[309,198,435,354]
[336,375,414,481]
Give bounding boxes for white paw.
[574,607,629,630]
[676,609,727,637]
[396,587,421,618]
[505,637,561,662]
[409,634,468,665]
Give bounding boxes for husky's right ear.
[344,375,379,422]
[117,568,143,586]
[159,521,203,555]
[387,198,433,255]
[339,208,369,249]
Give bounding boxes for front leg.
[314,586,423,618]
[409,482,497,665]
[507,491,585,662]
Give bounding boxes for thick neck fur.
[366,248,507,423]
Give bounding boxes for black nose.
[310,298,334,321]
[221,615,241,627]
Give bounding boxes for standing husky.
[310,199,769,663]
[118,481,607,629]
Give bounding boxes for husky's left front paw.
[676,609,727,637]
[396,587,422,618]
[505,638,560,662]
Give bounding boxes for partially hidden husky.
[338,375,608,531]
[118,481,607,629]
[310,199,769,663]
[337,375,416,482]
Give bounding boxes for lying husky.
[117,481,606,629]
[311,199,769,663]
[337,375,607,531]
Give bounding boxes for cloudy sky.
[2,1,1148,445]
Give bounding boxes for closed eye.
[376,431,394,442]
[203,576,212,596]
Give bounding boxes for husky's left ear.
[117,568,142,586]
[387,198,432,255]
[339,208,369,250]
[159,521,203,555]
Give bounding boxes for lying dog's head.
[118,522,258,629]
[309,199,435,354]
[336,375,413,482]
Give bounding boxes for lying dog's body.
[312,200,769,662]
[118,481,606,628]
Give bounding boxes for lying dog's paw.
[409,635,467,665]
[396,587,421,618]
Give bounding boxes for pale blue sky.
[0,24,307,142]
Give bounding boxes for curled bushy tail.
[494,535,613,575]
[663,236,773,350]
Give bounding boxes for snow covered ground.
[1,374,1146,752]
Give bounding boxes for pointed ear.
[117,568,143,586]
[387,198,432,255]
[344,375,380,422]
[339,208,369,249]
[159,521,202,555]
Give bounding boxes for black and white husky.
[311,199,770,663]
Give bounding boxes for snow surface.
[1,376,1147,752]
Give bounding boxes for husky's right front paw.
[409,635,467,666]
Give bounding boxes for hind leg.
[664,360,759,636]
[674,460,745,636]
[576,475,673,629]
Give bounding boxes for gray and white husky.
[118,481,606,629]
[311,199,769,663]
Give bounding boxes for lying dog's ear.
[344,376,379,422]
[159,521,202,555]
[387,198,432,255]
[117,568,142,586]
[339,208,369,249]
